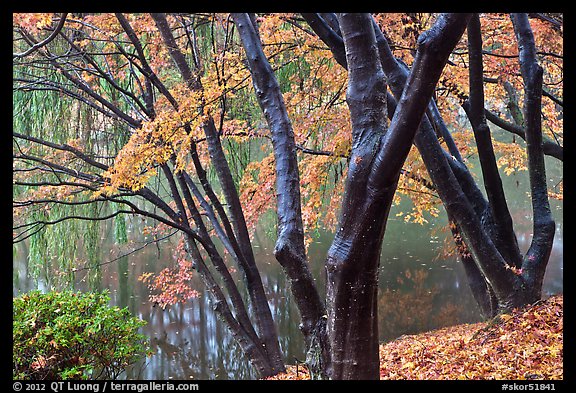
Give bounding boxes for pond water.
[13,154,563,380]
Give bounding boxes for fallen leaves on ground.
[267,365,311,380]
[267,295,563,380]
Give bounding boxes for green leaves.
[13,290,151,380]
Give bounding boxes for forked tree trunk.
[323,13,390,380]
[232,13,329,378]
[510,13,556,303]
[325,13,471,379]
[151,12,286,375]
[306,12,556,319]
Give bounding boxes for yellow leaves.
[548,180,563,201]
[81,71,96,85]
[95,85,205,196]
[401,361,415,370]
[494,141,528,176]
[264,365,310,380]
[138,272,154,282]
[332,137,351,158]
[499,313,513,323]
[204,50,250,94]
[395,150,440,226]
[505,264,523,275]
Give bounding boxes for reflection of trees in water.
[378,268,480,342]
[259,258,308,364]
[126,290,258,380]
[124,247,314,380]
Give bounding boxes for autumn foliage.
[13,12,563,301]
[13,12,563,380]
[267,295,563,380]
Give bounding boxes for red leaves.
[138,237,200,308]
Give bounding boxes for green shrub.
[13,290,151,380]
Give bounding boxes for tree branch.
[484,108,563,161]
[13,13,68,59]
[151,12,285,374]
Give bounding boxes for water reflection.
[13,156,563,380]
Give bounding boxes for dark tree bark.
[238,12,469,379]
[153,13,287,376]
[312,12,501,316]
[154,12,286,375]
[14,12,560,381]
[484,108,563,161]
[323,13,391,380]
[464,14,523,269]
[324,13,470,379]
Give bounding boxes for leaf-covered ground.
[267,295,563,380]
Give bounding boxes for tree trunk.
[511,13,555,302]
[232,13,328,378]
[326,13,471,379]
[323,13,390,380]
[465,14,523,269]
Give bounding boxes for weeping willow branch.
[71,229,179,272]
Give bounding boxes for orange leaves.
[379,295,563,380]
[299,154,332,248]
[83,14,124,38]
[239,153,277,233]
[30,354,57,371]
[202,49,251,105]
[372,14,419,66]
[13,13,54,33]
[258,14,325,61]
